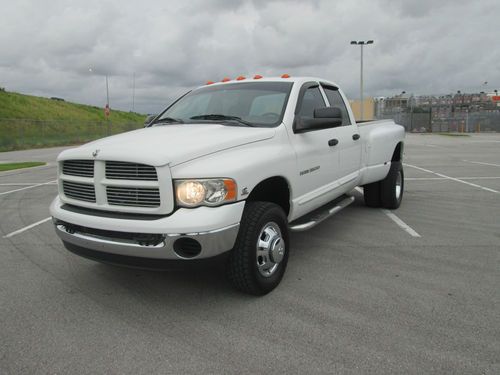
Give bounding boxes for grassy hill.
[0,89,146,151]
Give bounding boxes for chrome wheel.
[395,170,403,200]
[256,222,285,278]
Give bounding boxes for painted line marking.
[462,160,500,168]
[406,176,500,181]
[354,187,421,238]
[0,180,57,196]
[0,182,58,186]
[3,217,52,239]
[404,163,499,194]
[381,209,421,238]
[0,162,54,176]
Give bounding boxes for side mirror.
[314,107,342,120]
[294,107,343,133]
[144,114,157,127]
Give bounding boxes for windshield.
[154,81,293,127]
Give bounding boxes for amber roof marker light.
[236,76,246,81]
[206,81,215,85]
[281,74,290,78]
[253,74,263,79]
[221,77,231,82]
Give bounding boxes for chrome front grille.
[60,159,171,213]
[62,160,94,177]
[105,161,158,181]
[62,181,96,202]
[106,187,160,207]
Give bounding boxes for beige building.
[348,98,375,121]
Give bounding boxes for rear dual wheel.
[363,161,404,209]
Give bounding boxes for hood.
[58,124,276,166]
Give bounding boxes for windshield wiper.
[153,117,184,125]
[189,114,255,127]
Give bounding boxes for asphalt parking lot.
[1,133,499,374]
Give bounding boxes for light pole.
[132,72,136,113]
[399,90,406,124]
[350,40,374,121]
[88,67,110,110]
[89,67,111,134]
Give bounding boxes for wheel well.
[391,142,403,162]
[246,177,290,216]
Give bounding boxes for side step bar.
[289,195,355,232]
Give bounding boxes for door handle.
[352,134,360,140]
[328,139,339,146]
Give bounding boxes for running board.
[289,195,355,232]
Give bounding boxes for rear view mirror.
[144,114,157,127]
[314,107,342,120]
[294,107,343,133]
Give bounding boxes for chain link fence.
[375,110,500,133]
[0,119,142,151]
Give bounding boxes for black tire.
[363,181,382,207]
[380,161,404,209]
[227,201,289,296]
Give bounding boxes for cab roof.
[198,76,340,90]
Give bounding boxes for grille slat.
[63,181,96,203]
[62,160,94,177]
[106,187,160,207]
[106,161,158,181]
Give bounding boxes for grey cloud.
[0,0,498,115]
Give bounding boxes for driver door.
[289,82,341,218]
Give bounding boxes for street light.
[398,91,406,125]
[88,67,110,111]
[132,72,136,113]
[350,40,374,121]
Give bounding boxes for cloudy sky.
[1,0,499,114]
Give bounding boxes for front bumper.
[50,196,244,260]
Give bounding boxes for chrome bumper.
[54,221,239,260]
[50,196,244,260]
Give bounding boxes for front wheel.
[227,202,289,295]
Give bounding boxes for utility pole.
[132,72,136,113]
[105,74,109,108]
[350,40,374,121]
[105,74,110,135]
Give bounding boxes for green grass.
[0,90,147,151]
[0,162,46,171]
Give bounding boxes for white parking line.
[462,160,500,168]
[0,182,58,186]
[404,163,499,194]
[406,176,500,181]
[0,180,57,196]
[381,209,421,237]
[2,217,52,239]
[354,187,421,238]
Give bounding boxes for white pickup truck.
[50,76,405,295]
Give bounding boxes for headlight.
[175,178,237,207]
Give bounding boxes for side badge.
[241,187,249,196]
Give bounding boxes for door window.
[322,87,351,126]
[298,87,326,119]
